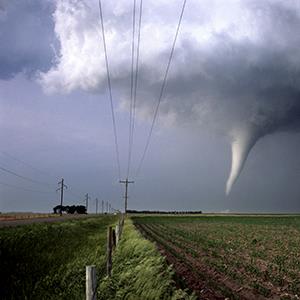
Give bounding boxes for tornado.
[226,125,260,195]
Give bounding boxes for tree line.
[126,210,202,214]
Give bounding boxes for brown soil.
[135,223,271,300]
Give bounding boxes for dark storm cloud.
[0,0,57,79]
[38,0,300,193]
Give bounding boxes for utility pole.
[102,200,104,214]
[56,178,67,216]
[120,178,134,213]
[109,203,111,214]
[95,198,98,214]
[85,193,90,213]
[106,201,109,214]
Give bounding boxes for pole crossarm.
[120,178,134,213]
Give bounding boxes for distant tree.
[66,205,76,214]
[53,205,87,214]
[75,205,87,214]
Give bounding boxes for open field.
[0,215,117,299]
[0,214,193,300]
[133,215,300,300]
[0,212,59,221]
[0,213,102,227]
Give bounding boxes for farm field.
[0,215,117,300]
[0,212,100,227]
[0,212,59,221]
[133,215,300,300]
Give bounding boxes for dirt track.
[0,214,96,228]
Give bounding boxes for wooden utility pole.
[56,178,67,216]
[102,200,104,214]
[106,201,109,213]
[120,178,134,213]
[85,193,90,213]
[95,198,98,214]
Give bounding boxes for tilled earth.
[134,218,300,300]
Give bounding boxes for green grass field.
[133,215,300,299]
[2,214,300,299]
[0,215,117,300]
[0,215,193,300]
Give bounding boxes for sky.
[0,0,299,213]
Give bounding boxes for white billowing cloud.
[39,0,300,193]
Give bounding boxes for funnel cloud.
[36,0,300,193]
[226,125,260,195]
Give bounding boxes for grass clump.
[98,218,195,300]
[0,216,116,299]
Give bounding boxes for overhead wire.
[98,0,122,181]
[0,152,87,198]
[0,180,55,194]
[68,189,84,199]
[127,0,137,179]
[127,0,143,179]
[0,151,57,180]
[0,165,55,188]
[135,0,187,178]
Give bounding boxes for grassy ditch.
[98,218,195,300]
[0,215,116,300]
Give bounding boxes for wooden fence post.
[112,229,116,247]
[107,226,113,276]
[86,265,97,300]
[115,224,119,245]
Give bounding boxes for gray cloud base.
[0,0,57,79]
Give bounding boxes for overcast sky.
[0,0,299,213]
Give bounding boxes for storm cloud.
[39,0,300,193]
[0,0,57,79]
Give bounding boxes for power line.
[127,0,137,179]
[0,151,56,180]
[127,0,143,179]
[132,0,143,139]
[0,165,54,188]
[135,0,187,178]
[0,155,87,203]
[68,189,83,199]
[0,180,54,194]
[98,0,122,181]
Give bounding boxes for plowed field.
[133,215,300,300]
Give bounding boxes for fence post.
[112,228,116,247]
[86,265,97,300]
[106,226,113,276]
[119,214,124,236]
[115,224,119,245]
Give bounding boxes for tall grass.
[98,219,195,300]
[0,216,116,300]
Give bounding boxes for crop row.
[134,216,300,300]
